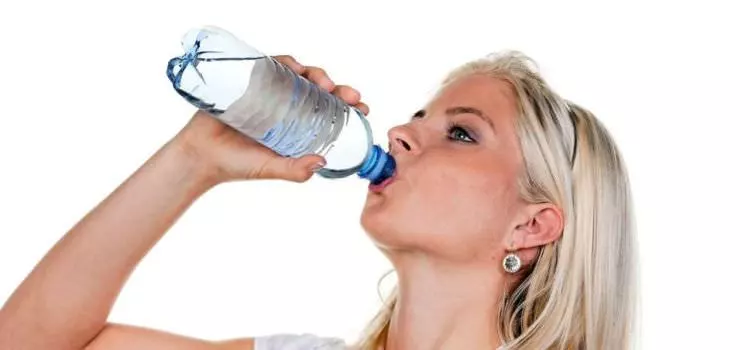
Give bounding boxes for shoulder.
[253,333,350,350]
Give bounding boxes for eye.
[447,124,476,143]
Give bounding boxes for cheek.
[415,169,510,240]
[362,159,516,259]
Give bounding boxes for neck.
[383,252,503,350]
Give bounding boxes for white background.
[1,1,748,348]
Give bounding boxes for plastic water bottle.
[166,25,395,184]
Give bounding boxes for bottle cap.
[357,145,396,184]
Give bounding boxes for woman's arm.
[0,55,366,350]
[85,323,254,350]
[0,138,221,349]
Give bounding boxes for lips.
[368,171,397,193]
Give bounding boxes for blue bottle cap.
[357,145,396,184]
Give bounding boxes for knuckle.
[274,54,294,62]
[306,66,327,76]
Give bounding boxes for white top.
[254,333,350,350]
[254,333,507,350]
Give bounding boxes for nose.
[387,124,420,155]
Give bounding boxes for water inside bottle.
[167,26,373,177]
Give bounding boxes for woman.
[0,51,638,349]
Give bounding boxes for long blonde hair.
[355,51,639,349]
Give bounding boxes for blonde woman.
[0,51,638,349]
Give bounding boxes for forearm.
[0,139,217,350]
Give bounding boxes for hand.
[172,55,370,184]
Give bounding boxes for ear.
[511,203,564,250]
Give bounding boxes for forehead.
[429,74,519,129]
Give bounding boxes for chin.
[360,196,388,238]
[360,195,408,250]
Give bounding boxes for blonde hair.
[355,51,639,349]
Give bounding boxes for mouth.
[368,170,397,193]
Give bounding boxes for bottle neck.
[358,145,396,184]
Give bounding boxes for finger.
[331,85,361,105]
[355,102,370,116]
[273,55,306,75]
[261,154,326,183]
[303,66,335,92]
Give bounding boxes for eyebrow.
[446,106,495,130]
[410,106,496,131]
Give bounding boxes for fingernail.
[310,161,326,172]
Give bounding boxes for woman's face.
[361,74,526,263]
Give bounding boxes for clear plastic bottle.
[166,26,395,184]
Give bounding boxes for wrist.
[163,136,222,192]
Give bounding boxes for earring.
[502,240,521,274]
[502,253,521,274]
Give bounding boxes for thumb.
[261,154,326,182]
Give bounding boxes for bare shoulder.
[85,323,255,350]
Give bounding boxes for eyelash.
[410,112,477,144]
[447,122,477,143]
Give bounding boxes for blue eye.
[448,124,476,143]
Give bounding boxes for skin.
[0,56,563,350]
[362,75,564,349]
